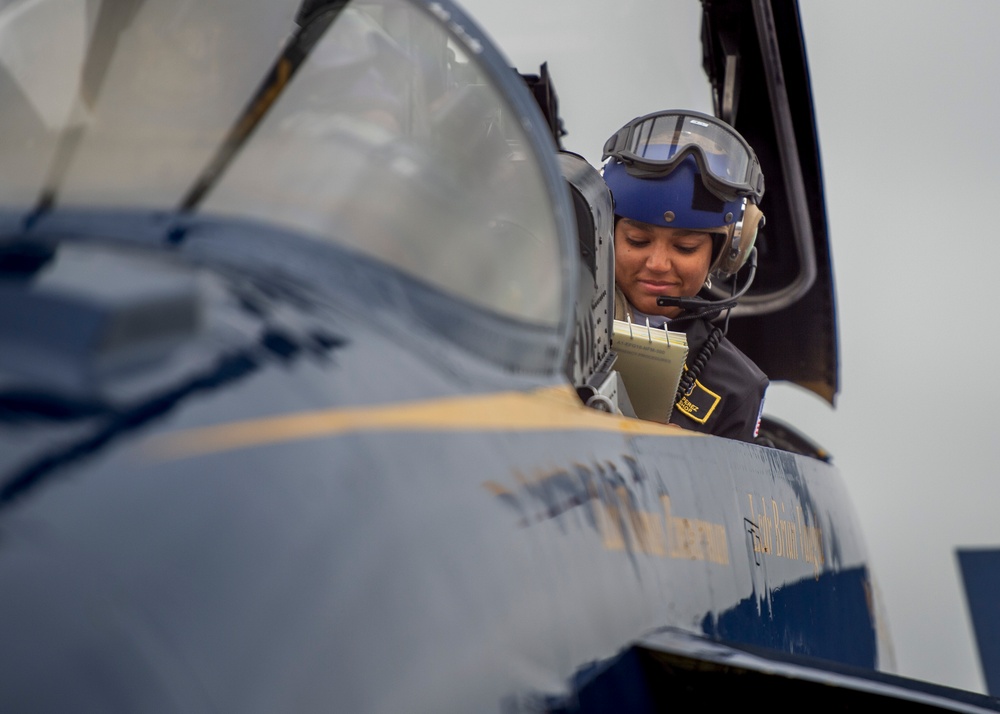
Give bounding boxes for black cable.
[668,247,751,403]
[675,325,723,405]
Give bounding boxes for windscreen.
[0,0,565,325]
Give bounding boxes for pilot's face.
[614,219,714,318]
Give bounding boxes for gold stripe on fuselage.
[147,384,699,461]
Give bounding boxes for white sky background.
[457,0,1000,695]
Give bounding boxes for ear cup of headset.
[712,201,764,278]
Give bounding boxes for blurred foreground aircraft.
[0,0,997,711]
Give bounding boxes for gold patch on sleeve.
[675,379,721,424]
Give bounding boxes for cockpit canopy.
[0,0,574,338]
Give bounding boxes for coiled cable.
[675,325,723,404]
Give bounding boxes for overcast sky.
[458,0,1000,694]
[787,0,1000,693]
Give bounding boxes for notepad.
[611,318,689,423]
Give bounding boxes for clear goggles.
[602,110,764,202]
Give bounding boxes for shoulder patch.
[675,378,721,424]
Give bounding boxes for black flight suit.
[614,288,768,443]
[668,316,768,443]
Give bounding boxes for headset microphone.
[656,247,757,318]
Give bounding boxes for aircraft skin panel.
[0,240,881,710]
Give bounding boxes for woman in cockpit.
[602,110,768,443]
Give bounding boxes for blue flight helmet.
[602,110,765,280]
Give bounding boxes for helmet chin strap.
[655,247,757,322]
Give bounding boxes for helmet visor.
[603,111,764,202]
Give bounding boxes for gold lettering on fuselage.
[594,489,728,565]
[490,461,730,566]
[746,493,824,575]
[796,504,824,574]
[662,496,729,564]
[594,481,625,551]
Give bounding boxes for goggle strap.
[602,130,627,161]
